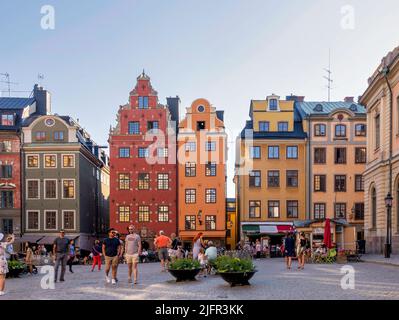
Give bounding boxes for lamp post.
[385,192,393,258]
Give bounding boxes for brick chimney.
[286,95,305,102]
[33,84,51,115]
[344,96,354,103]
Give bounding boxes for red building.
[109,72,179,246]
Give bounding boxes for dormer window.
[138,96,149,109]
[1,114,14,126]
[314,104,323,112]
[269,99,278,111]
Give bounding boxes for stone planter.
[168,268,201,282]
[219,271,257,287]
[6,268,23,278]
[336,255,348,264]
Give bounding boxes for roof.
[0,97,35,109]
[296,101,366,117]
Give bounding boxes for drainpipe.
[20,129,25,240]
[306,117,312,221]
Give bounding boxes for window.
[138,147,148,158]
[269,99,278,110]
[138,173,150,190]
[335,148,347,164]
[259,121,269,132]
[205,188,216,203]
[0,165,12,178]
[375,114,380,149]
[268,201,280,218]
[138,96,149,109]
[63,211,75,230]
[268,170,280,187]
[185,162,196,177]
[185,215,196,230]
[35,131,46,141]
[118,206,130,223]
[27,211,39,230]
[62,155,75,168]
[157,148,168,158]
[119,147,130,158]
[249,170,261,187]
[185,189,196,204]
[371,188,377,228]
[278,122,288,132]
[249,201,261,218]
[44,155,56,168]
[197,121,206,130]
[314,203,326,219]
[205,215,216,231]
[287,201,298,218]
[27,180,39,199]
[205,141,216,151]
[147,121,159,132]
[314,175,326,192]
[1,114,14,126]
[355,175,364,192]
[250,146,261,159]
[314,148,326,164]
[314,124,326,137]
[268,146,279,159]
[0,141,12,152]
[128,121,140,134]
[63,180,75,198]
[45,211,57,230]
[0,191,13,208]
[286,146,298,159]
[334,175,346,192]
[354,203,364,220]
[355,147,367,164]
[205,162,217,176]
[2,219,13,234]
[138,206,150,222]
[119,173,130,190]
[334,203,346,219]
[335,124,346,137]
[185,142,196,152]
[157,173,169,190]
[158,206,169,222]
[54,131,64,140]
[27,155,39,168]
[45,180,57,199]
[355,124,367,136]
[286,170,298,187]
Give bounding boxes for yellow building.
[226,198,237,250]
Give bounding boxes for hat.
[0,233,4,242]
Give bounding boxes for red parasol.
[324,218,332,249]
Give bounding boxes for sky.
[1,0,399,196]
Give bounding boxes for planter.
[219,271,257,287]
[168,268,201,282]
[6,268,23,278]
[336,255,348,264]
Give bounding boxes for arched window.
[371,187,377,228]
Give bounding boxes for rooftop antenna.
[0,73,18,97]
[323,49,333,102]
[37,73,44,86]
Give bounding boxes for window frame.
[286,170,298,188]
[26,210,40,231]
[62,179,76,199]
[267,170,280,188]
[62,210,76,230]
[26,179,40,200]
[44,154,57,169]
[157,173,169,190]
[185,189,196,204]
[268,146,279,159]
[314,124,326,137]
[44,210,58,231]
[249,200,261,218]
[286,146,298,159]
[335,124,347,138]
[118,173,130,190]
[61,154,75,168]
[268,200,280,218]
[44,179,58,200]
[287,200,299,218]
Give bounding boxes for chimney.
[166,96,180,132]
[286,95,305,102]
[33,84,51,115]
[344,96,354,103]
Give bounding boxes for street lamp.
[384,192,393,258]
[197,210,203,225]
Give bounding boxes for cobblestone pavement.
[1,259,399,300]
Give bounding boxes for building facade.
[177,98,227,247]
[109,72,179,246]
[226,198,237,250]
[361,46,399,254]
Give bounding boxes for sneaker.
[105,276,111,283]
[0,291,4,296]
[111,279,117,285]
[60,279,65,282]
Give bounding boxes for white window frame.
[26,210,40,231]
[267,96,280,112]
[44,179,58,200]
[44,210,58,231]
[26,154,40,169]
[26,179,40,200]
[62,210,76,231]
[44,154,57,169]
[62,178,76,199]
[61,154,76,168]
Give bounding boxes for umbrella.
[324,218,332,249]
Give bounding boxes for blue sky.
[1,0,399,196]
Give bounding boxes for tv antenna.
[0,73,18,97]
[323,49,333,102]
[37,73,44,86]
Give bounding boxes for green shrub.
[8,260,25,270]
[214,255,255,273]
[169,258,200,270]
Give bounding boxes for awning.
[38,236,58,245]
[260,225,294,234]
[15,235,44,243]
[242,225,260,233]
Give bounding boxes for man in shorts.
[102,228,122,284]
[154,230,172,272]
[125,225,142,284]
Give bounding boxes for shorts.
[125,253,139,264]
[105,256,119,268]
[158,248,169,261]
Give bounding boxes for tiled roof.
[296,101,366,117]
[0,97,35,109]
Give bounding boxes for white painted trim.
[61,154,76,168]
[62,210,76,231]
[44,210,58,231]
[44,179,58,200]
[26,154,40,169]
[26,179,40,200]
[43,154,58,169]
[61,178,76,199]
[26,210,40,231]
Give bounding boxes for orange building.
[177,99,227,247]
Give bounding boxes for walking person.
[67,239,76,273]
[24,242,34,275]
[53,230,70,282]
[296,232,307,270]
[103,228,122,284]
[91,240,102,272]
[255,239,261,260]
[0,233,15,296]
[192,232,204,260]
[283,232,295,270]
[125,225,142,284]
[154,231,172,272]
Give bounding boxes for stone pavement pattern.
[2,259,399,300]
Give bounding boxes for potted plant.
[168,258,201,282]
[214,256,256,287]
[6,260,26,278]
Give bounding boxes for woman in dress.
[24,242,34,275]
[192,232,204,260]
[296,232,307,270]
[283,232,295,270]
[0,233,15,296]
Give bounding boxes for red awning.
[277,225,295,233]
